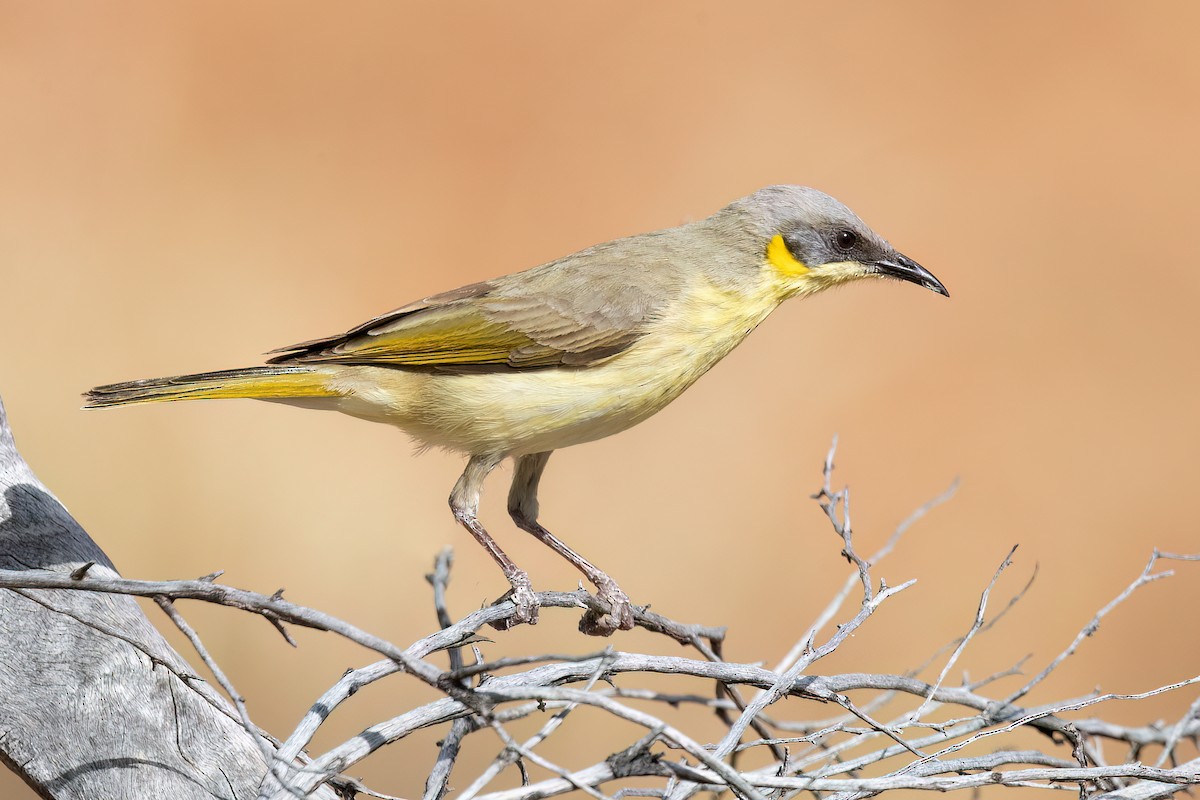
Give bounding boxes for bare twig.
[154,596,276,764]
[3,442,1195,800]
[1155,692,1200,768]
[1003,551,1175,707]
[908,545,1018,722]
[457,651,616,800]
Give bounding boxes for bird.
[85,185,947,635]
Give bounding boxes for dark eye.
[835,230,858,251]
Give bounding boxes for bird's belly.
[457,364,698,455]
[398,356,706,456]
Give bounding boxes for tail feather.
[84,366,335,408]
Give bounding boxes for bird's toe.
[579,583,636,636]
[490,581,540,630]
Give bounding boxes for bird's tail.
[84,365,337,408]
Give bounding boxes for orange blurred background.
[2,2,1198,797]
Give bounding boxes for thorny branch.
[1,439,1197,800]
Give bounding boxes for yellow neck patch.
[766,234,809,277]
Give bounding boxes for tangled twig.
[1,439,1196,800]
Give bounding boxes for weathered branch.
[0,397,337,799]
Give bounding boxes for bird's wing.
[267,256,671,370]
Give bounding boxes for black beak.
[874,254,949,297]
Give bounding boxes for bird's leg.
[450,454,538,628]
[508,451,635,636]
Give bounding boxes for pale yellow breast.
[319,275,783,457]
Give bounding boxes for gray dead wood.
[0,396,335,800]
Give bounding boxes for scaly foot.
[491,576,540,630]
[579,580,636,636]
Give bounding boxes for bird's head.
[723,185,948,301]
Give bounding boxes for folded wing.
[267,258,669,370]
